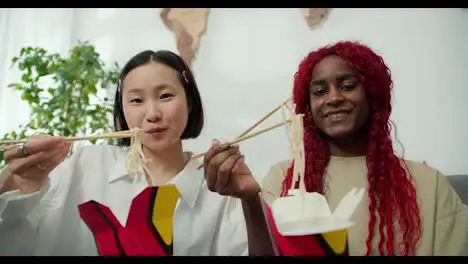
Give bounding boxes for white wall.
[2,8,468,178]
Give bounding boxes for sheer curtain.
[0,8,76,136]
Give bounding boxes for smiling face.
[121,61,189,152]
[308,55,370,139]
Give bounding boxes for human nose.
[325,85,345,107]
[146,102,162,123]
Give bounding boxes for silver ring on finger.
[16,142,29,157]
[36,163,47,170]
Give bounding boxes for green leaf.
[21,74,30,82]
[5,41,121,146]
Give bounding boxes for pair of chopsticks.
[192,97,292,169]
[0,97,294,163]
[0,130,133,146]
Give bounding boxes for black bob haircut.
[113,50,204,146]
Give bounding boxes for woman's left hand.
[203,139,260,201]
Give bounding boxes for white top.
[0,145,249,256]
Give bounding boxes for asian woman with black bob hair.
[0,50,273,256]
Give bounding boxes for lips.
[322,110,352,123]
[145,127,167,134]
[323,109,351,118]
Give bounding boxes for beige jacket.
[261,156,468,256]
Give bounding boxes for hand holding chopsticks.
[1,135,72,193]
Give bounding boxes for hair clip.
[117,80,122,92]
[182,70,189,83]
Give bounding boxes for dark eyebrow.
[336,73,356,82]
[310,79,326,86]
[310,73,356,86]
[126,83,178,94]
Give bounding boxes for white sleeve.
[0,168,51,224]
[0,146,83,256]
[211,197,249,256]
[0,179,53,256]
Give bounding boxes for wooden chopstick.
[192,118,292,168]
[0,130,133,145]
[193,97,292,169]
[235,97,291,139]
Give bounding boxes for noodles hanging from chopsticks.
[281,99,294,140]
[282,102,306,195]
[124,127,153,185]
[291,113,306,193]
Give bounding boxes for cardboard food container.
[260,187,365,256]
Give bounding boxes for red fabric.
[78,187,170,256]
[263,201,348,256]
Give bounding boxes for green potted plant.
[0,41,121,168]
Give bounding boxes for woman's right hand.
[2,135,72,194]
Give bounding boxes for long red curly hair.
[280,41,421,256]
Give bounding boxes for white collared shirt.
[0,145,249,256]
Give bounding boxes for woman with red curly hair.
[261,41,468,256]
